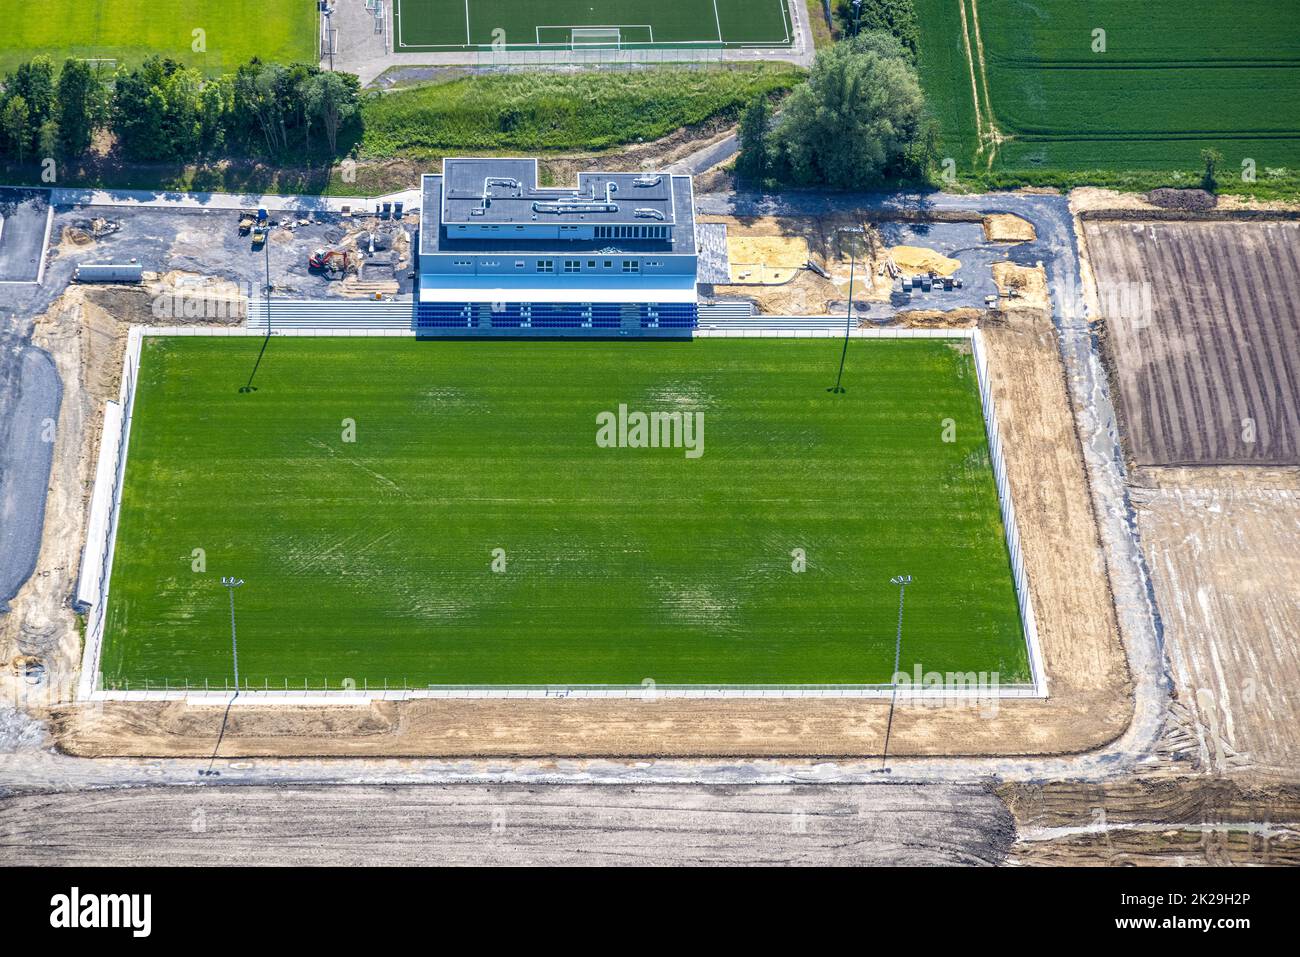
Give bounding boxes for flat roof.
[439,157,676,227]
[421,169,696,258]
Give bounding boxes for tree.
[232,60,290,155]
[113,57,204,160]
[735,94,772,184]
[1201,147,1224,192]
[9,56,56,133]
[199,76,230,153]
[0,95,31,162]
[37,118,59,163]
[56,59,103,156]
[834,0,920,56]
[303,70,359,155]
[771,31,928,188]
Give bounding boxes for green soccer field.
[393,0,792,51]
[98,337,1027,691]
[0,0,318,75]
[916,0,1300,173]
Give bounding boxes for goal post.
[570,27,622,50]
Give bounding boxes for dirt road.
[0,783,1013,866]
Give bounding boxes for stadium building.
[416,158,698,333]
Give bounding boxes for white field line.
[712,0,724,43]
[79,325,1045,702]
[464,0,471,45]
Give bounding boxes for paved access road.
[0,187,50,284]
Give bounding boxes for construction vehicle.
[308,247,359,279]
[250,208,269,248]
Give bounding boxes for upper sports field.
[393,0,793,51]
[0,0,317,75]
[916,0,1300,174]
[98,337,1026,691]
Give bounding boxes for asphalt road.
[0,187,49,283]
[0,343,60,610]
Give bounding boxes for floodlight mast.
[222,577,245,693]
[829,254,855,393]
[880,574,913,771]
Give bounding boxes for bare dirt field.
[1003,778,1300,865]
[1132,485,1300,781]
[1084,220,1300,466]
[0,783,1014,866]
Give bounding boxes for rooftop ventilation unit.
[533,201,619,215]
[634,207,666,220]
[632,175,662,187]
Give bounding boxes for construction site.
[0,173,1298,873]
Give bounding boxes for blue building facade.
[417,158,698,333]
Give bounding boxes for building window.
[587,260,596,268]
[604,260,613,268]
[515,260,525,269]
[622,260,640,273]
[564,260,581,273]
[537,260,554,273]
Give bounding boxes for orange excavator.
[308,247,359,279]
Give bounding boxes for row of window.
[594,225,668,239]
[448,259,663,272]
[451,224,667,238]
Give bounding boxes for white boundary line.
[77,325,1045,702]
[393,0,791,50]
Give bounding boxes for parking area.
[0,187,52,284]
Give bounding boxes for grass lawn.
[394,0,792,50]
[360,65,804,155]
[916,0,1300,192]
[0,0,318,75]
[100,337,1027,690]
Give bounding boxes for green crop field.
[0,0,318,75]
[393,0,792,51]
[98,337,1027,691]
[916,0,1300,178]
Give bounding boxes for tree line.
[0,55,362,166]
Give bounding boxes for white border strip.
[78,325,1045,702]
[76,326,144,699]
[971,328,1048,693]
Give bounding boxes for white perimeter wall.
[77,325,1045,702]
